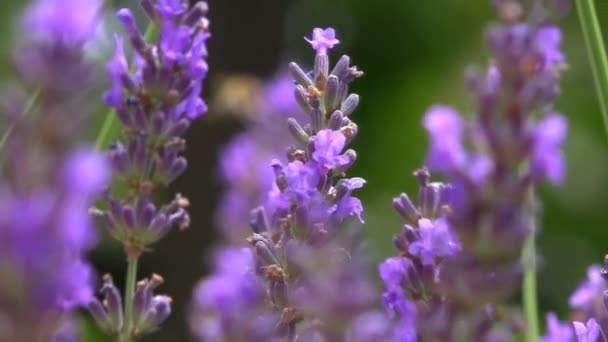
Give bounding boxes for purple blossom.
[347,311,397,342]
[191,248,270,340]
[379,257,410,293]
[539,312,574,342]
[408,217,460,265]
[531,113,568,184]
[22,0,102,43]
[535,26,565,67]
[305,27,340,55]
[423,105,466,173]
[282,160,321,205]
[157,0,188,17]
[195,248,261,315]
[96,0,209,252]
[103,35,128,108]
[312,129,350,172]
[573,318,601,342]
[569,265,606,311]
[330,177,366,223]
[62,148,109,194]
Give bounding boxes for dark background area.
[2,0,608,340]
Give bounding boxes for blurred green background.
[2,0,608,340]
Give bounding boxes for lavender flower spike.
[89,0,210,339]
[0,0,108,339]
[382,1,571,340]
[94,0,209,254]
[192,28,390,340]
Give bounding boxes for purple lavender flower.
[531,113,568,184]
[408,217,460,265]
[103,35,129,108]
[192,27,381,340]
[312,129,350,172]
[573,318,601,342]
[305,27,340,55]
[95,0,210,253]
[394,2,569,340]
[570,265,606,311]
[539,312,574,342]
[22,0,102,43]
[191,248,273,341]
[379,257,410,294]
[91,1,209,339]
[0,0,109,338]
[423,105,467,173]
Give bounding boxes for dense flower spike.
[191,28,392,340]
[89,0,209,340]
[0,0,107,339]
[383,0,570,340]
[95,0,209,253]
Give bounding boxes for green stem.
[576,0,608,142]
[0,88,41,152]
[95,23,159,149]
[121,255,139,342]
[522,189,539,342]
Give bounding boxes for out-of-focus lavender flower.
[22,0,102,43]
[190,248,273,341]
[423,105,467,173]
[408,217,460,265]
[570,265,606,311]
[539,312,574,342]
[573,318,601,342]
[0,0,108,338]
[53,319,80,342]
[531,114,568,184]
[386,1,570,339]
[568,264,608,334]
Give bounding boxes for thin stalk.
[0,88,40,152]
[576,0,608,142]
[95,23,159,149]
[522,188,539,342]
[121,255,139,342]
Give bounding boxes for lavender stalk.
[381,0,570,340]
[576,0,608,143]
[88,0,210,340]
[0,0,109,340]
[190,28,395,341]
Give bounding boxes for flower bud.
[393,193,420,225]
[287,118,309,145]
[340,94,359,116]
[289,62,313,87]
[324,75,340,111]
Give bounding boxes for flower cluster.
[88,0,210,340]
[379,168,461,340]
[379,0,569,340]
[0,0,109,339]
[190,28,394,341]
